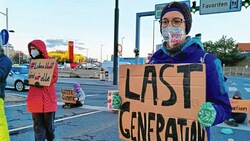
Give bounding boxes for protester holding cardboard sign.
[148,1,232,141]
[0,44,12,141]
[225,91,247,127]
[26,39,58,141]
[62,83,85,109]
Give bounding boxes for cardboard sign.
[107,90,118,110]
[118,64,207,141]
[28,59,56,86]
[61,89,76,104]
[248,115,250,126]
[230,99,250,126]
[230,99,250,113]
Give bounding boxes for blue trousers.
[32,112,55,141]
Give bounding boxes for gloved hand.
[198,102,217,127]
[24,80,29,85]
[34,82,43,88]
[112,91,121,109]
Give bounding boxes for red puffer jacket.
[26,40,58,113]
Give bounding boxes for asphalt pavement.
[5,75,250,141]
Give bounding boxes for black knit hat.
[160,1,192,34]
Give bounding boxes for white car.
[6,66,29,92]
[58,64,65,69]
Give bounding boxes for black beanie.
[160,1,192,35]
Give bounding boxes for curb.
[57,81,116,87]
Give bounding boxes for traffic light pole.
[113,0,119,85]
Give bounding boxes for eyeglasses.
[30,47,37,50]
[159,18,185,27]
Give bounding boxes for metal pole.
[6,8,8,31]
[6,8,9,57]
[113,0,119,85]
[101,44,103,63]
[121,37,125,47]
[152,19,157,54]
[19,52,20,64]
[135,11,155,64]
[121,37,125,56]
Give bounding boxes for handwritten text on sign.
[28,59,56,86]
[118,64,207,141]
[61,89,76,104]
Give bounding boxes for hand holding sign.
[34,82,43,88]
[198,102,217,127]
[112,92,121,109]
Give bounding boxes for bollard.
[100,71,105,81]
[105,71,109,81]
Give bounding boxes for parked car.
[6,66,29,92]
[77,63,95,69]
[77,64,86,69]
[70,63,78,69]
[19,63,29,68]
[58,64,65,69]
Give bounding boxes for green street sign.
[155,1,190,19]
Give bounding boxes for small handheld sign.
[28,59,56,86]
[61,89,76,104]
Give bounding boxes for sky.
[1,0,250,62]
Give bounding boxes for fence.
[223,67,250,76]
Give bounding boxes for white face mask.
[31,49,40,58]
[162,26,185,48]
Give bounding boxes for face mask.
[162,26,185,48]
[31,49,40,58]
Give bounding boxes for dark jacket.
[0,54,12,99]
[149,36,232,140]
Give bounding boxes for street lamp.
[80,47,88,63]
[100,44,103,63]
[0,8,14,57]
[121,37,125,48]
[0,8,8,30]
[18,51,22,64]
[152,19,158,54]
[0,8,9,57]
[120,37,125,56]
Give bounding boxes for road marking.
[245,88,250,92]
[7,93,110,133]
[7,93,27,97]
[216,122,250,131]
[9,111,101,133]
[5,103,26,108]
[231,83,238,86]
[6,93,107,111]
[228,87,238,91]
[86,94,100,97]
[6,102,108,112]
[57,101,108,111]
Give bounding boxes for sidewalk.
[4,94,26,106]
[57,78,115,86]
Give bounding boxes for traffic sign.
[200,0,242,15]
[0,29,9,45]
[155,1,190,19]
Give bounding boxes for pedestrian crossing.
[228,87,250,93]
[228,87,238,92]
[245,88,250,92]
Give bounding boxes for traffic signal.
[243,0,250,8]
[191,1,199,13]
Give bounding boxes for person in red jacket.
[26,39,58,141]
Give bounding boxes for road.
[4,76,250,141]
